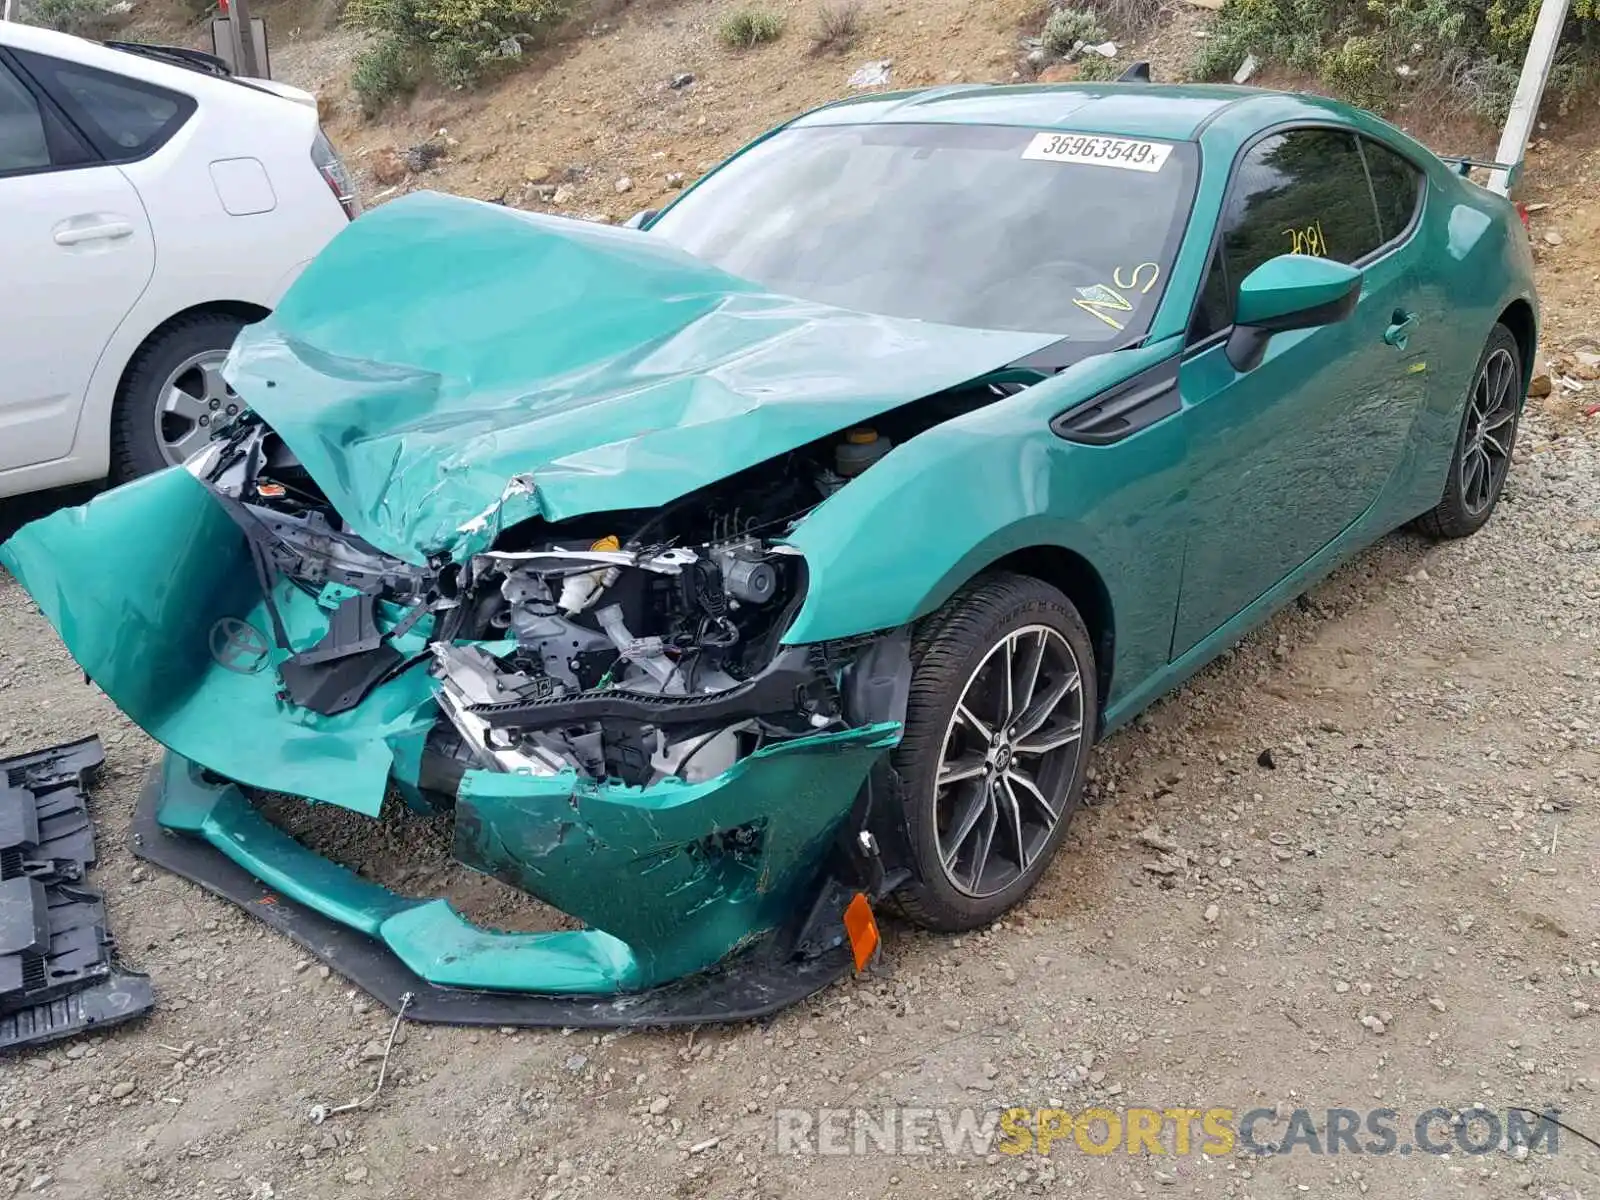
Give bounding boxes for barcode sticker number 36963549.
[1021,132,1174,172]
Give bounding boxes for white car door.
[0,54,153,473]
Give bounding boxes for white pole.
[1489,0,1571,195]
[2,0,13,22]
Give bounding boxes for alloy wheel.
[1461,346,1518,516]
[154,351,242,466]
[933,625,1085,898]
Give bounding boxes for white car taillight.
[312,128,361,220]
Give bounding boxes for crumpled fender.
[227,191,1061,563]
[780,339,1191,710]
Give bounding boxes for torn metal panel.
[222,191,1060,563]
[454,722,900,988]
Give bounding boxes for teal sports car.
[1,82,1537,1024]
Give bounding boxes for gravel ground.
[4,132,1600,1200]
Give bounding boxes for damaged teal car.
[1,83,1537,1024]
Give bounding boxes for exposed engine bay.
[187,382,1016,790]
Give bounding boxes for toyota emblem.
[209,617,270,674]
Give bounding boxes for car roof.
[0,20,290,104]
[789,82,1353,143]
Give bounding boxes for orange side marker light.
[843,892,880,972]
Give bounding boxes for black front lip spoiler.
[130,767,855,1027]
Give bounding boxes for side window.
[13,50,193,162]
[1189,129,1383,342]
[0,60,50,175]
[1362,139,1423,244]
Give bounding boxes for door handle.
[53,220,134,246]
[1384,309,1419,349]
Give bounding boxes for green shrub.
[1193,0,1600,121]
[1074,52,1122,80]
[810,0,861,54]
[22,0,125,34]
[1317,33,1387,112]
[718,6,785,48]
[1042,6,1107,56]
[346,0,574,111]
[351,32,421,115]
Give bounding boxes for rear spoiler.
[1440,155,1523,188]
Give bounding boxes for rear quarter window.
[13,50,194,162]
[0,60,49,173]
[1361,139,1424,245]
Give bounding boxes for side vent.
[1050,358,1180,445]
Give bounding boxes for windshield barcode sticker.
[1022,132,1174,172]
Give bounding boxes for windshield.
[649,122,1198,340]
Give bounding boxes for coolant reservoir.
[836,427,891,477]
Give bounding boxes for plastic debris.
[848,59,892,89]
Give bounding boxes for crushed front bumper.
[135,725,898,1025]
[7,464,909,1025]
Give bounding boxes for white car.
[0,22,356,497]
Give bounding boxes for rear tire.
[1413,323,1522,540]
[110,313,248,485]
[890,573,1096,932]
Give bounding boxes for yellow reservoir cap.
[846,428,878,445]
[591,535,620,551]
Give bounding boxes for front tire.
[1414,323,1523,539]
[110,313,248,485]
[890,573,1096,932]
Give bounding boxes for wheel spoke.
[938,753,988,786]
[1464,447,1486,504]
[1471,374,1490,420]
[162,383,209,422]
[1009,630,1046,724]
[1474,447,1496,506]
[955,702,993,742]
[1482,430,1507,460]
[1492,353,1515,410]
[941,782,990,868]
[1006,767,1060,823]
[962,795,998,891]
[1015,718,1083,757]
[164,423,214,463]
[1015,670,1080,738]
[198,361,234,404]
[997,778,1030,872]
[1001,635,1016,723]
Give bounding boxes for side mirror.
[1225,254,1361,372]
[622,209,658,230]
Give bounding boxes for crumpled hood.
[228,191,1060,563]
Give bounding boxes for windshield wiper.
[104,41,233,78]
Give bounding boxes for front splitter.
[130,766,855,1027]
